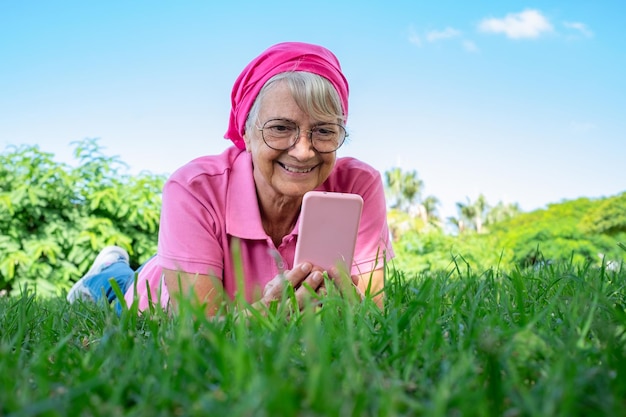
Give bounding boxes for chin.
[276,184,317,199]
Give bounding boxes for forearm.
[357,268,385,308]
[163,269,225,317]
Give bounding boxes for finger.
[284,262,313,288]
[351,274,359,286]
[304,270,324,291]
[328,267,363,302]
[295,270,324,307]
[262,273,286,299]
[261,262,313,305]
[317,285,327,298]
[349,274,364,299]
[328,266,354,292]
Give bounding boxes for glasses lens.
[312,124,346,152]
[261,119,297,150]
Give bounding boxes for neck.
[257,192,301,247]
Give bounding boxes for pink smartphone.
[294,191,363,272]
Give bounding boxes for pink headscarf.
[224,42,350,150]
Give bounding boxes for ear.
[243,133,252,152]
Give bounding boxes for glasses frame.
[257,118,347,154]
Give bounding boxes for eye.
[313,125,339,138]
[264,120,297,136]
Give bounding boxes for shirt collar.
[225,151,268,240]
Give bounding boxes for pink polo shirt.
[124,146,394,311]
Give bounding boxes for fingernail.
[301,262,312,273]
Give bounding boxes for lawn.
[1,259,625,416]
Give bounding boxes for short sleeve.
[350,169,394,275]
[157,174,226,278]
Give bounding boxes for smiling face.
[243,80,338,202]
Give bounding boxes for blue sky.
[1,1,624,219]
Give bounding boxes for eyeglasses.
[257,118,347,153]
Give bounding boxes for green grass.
[2,259,626,416]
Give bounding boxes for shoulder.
[324,157,383,192]
[166,146,246,187]
[334,156,380,175]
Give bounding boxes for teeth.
[282,164,314,173]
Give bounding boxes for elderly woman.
[67,42,394,315]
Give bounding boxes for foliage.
[383,167,520,236]
[0,139,166,296]
[580,192,626,236]
[392,195,626,276]
[391,228,505,276]
[491,197,625,267]
[384,167,424,212]
[447,194,521,235]
[384,168,441,233]
[2,262,626,416]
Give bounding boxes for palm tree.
[456,199,477,233]
[446,215,466,234]
[451,194,490,234]
[420,195,441,228]
[384,167,404,210]
[486,201,521,226]
[473,194,489,234]
[384,167,424,214]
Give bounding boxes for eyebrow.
[264,117,338,127]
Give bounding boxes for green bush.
[393,196,626,276]
[0,138,165,296]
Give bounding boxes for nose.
[289,130,316,159]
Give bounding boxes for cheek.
[247,135,265,158]
[322,154,337,171]
[250,143,280,171]
[316,156,337,182]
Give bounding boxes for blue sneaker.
[67,246,130,303]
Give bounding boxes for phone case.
[293,191,363,272]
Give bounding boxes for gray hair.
[245,72,345,133]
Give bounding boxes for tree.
[486,201,522,226]
[0,139,166,296]
[421,195,442,228]
[580,193,626,236]
[489,197,624,267]
[449,195,520,235]
[450,194,490,234]
[384,167,443,236]
[384,167,423,213]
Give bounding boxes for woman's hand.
[258,262,378,312]
[263,263,364,308]
[260,262,325,309]
[325,266,364,303]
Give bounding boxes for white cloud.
[426,27,461,42]
[478,9,553,39]
[408,26,478,53]
[563,21,594,38]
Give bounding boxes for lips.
[278,162,316,173]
